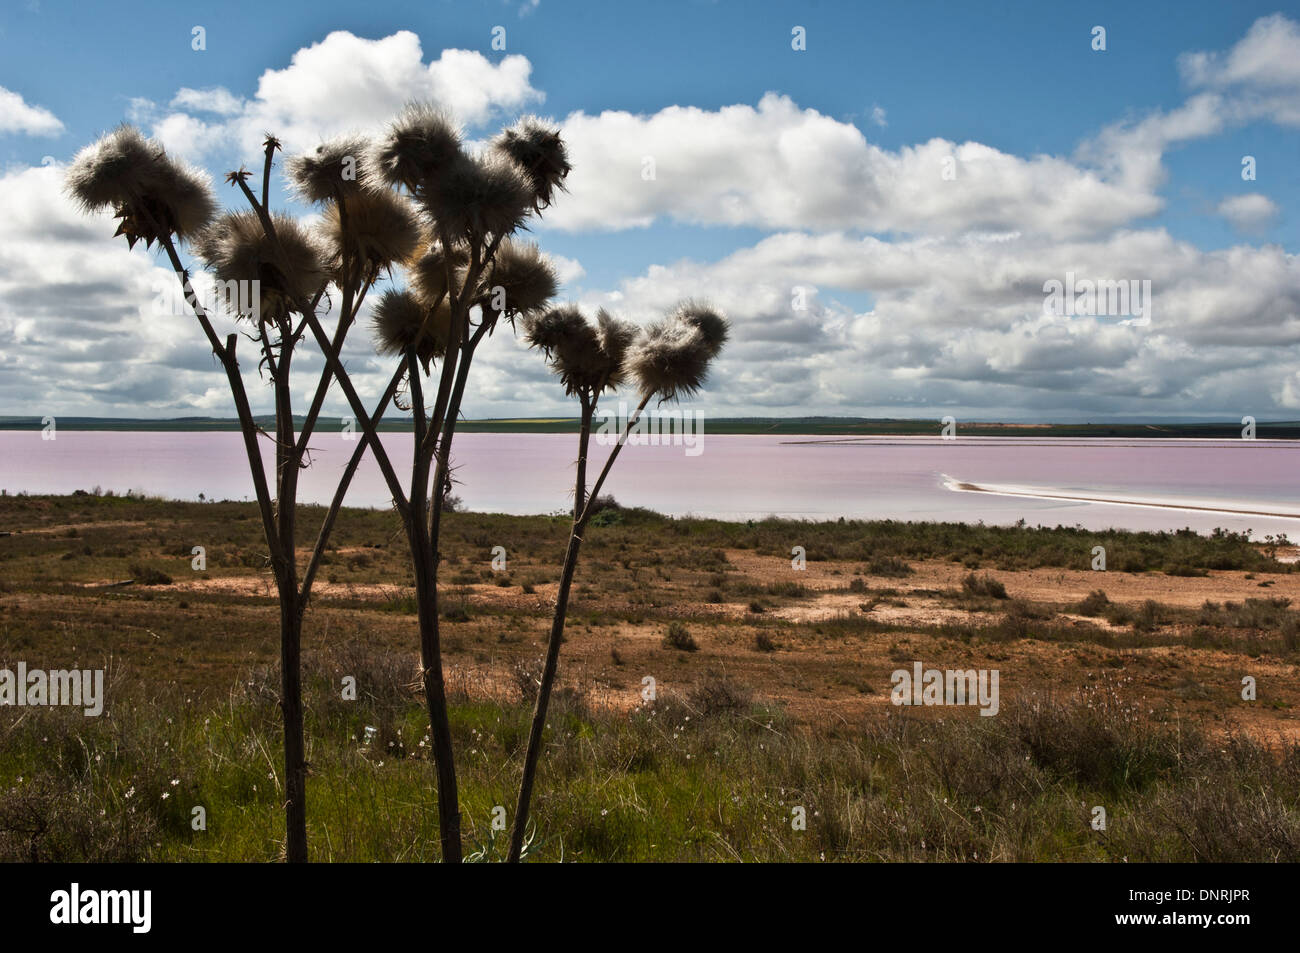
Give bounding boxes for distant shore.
[4,416,1300,439]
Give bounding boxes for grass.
[2,654,1297,862]
[3,493,1300,862]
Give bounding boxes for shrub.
[128,564,173,586]
[1078,589,1110,616]
[662,621,698,652]
[961,572,1007,599]
[866,556,913,577]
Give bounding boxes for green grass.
[3,654,1297,862]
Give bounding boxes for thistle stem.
[508,390,644,862]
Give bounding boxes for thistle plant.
[346,105,568,862]
[67,106,719,865]
[507,302,728,861]
[67,123,421,863]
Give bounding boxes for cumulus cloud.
[541,17,1300,239]
[0,85,63,136]
[7,17,1300,424]
[0,164,395,418]
[0,164,210,415]
[546,254,585,287]
[1217,193,1279,233]
[548,92,1159,237]
[541,228,1300,420]
[141,31,543,160]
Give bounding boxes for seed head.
[66,125,216,247]
[193,211,327,323]
[492,117,570,212]
[285,136,370,204]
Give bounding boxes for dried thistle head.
[285,136,370,204]
[525,305,631,397]
[626,303,729,401]
[479,241,557,325]
[419,152,532,245]
[193,211,327,323]
[524,304,585,353]
[66,124,216,247]
[492,117,570,212]
[672,301,729,359]
[365,104,462,194]
[594,309,637,389]
[371,288,451,372]
[321,188,422,282]
[407,243,470,307]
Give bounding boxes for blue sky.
[1,0,1298,420]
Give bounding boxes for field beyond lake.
[2,493,1299,861]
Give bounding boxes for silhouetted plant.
[508,302,727,861]
[68,120,427,863]
[340,104,567,862]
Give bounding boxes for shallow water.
[2,431,1297,538]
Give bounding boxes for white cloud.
[147,31,543,160]
[170,87,244,116]
[7,149,1299,421]
[546,254,585,286]
[0,164,395,418]
[548,92,1159,236]
[1085,13,1300,194]
[870,105,887,128]
[9,17,1300,423]
[529,228,1300,420]
[0,85,63,136]
[544,16,1300,240]
[1217,193,1279,233]
[1180,13,1300,94]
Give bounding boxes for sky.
[0,0,1298,422]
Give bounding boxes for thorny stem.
[508,389,649,861]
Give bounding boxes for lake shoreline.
[4,418,1300,438]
